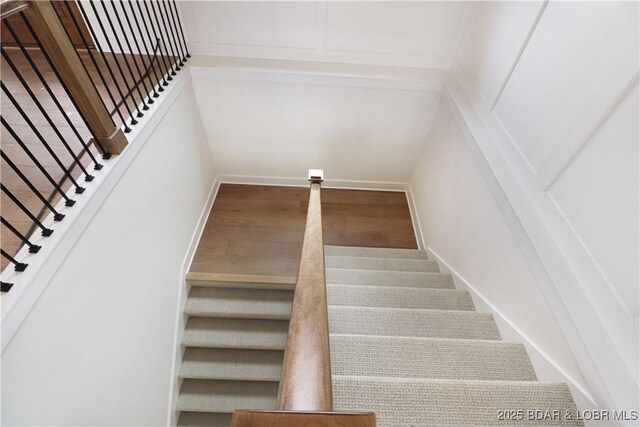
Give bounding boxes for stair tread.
[327,268,454,289]
[180,348,283,381]
[330,334,536,381]
[325,245,427,259]
[182,317,288,350]
[185,287,292,320]
[329,306,500,340]
[328,284,474,311]
[333,376,582,426]
[177,379,278,413]
[325,255,439,272]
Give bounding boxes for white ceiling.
[179,1,473,69]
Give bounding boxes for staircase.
[326,245,582,426]
[176,245,581,426]
[176,282,292,426]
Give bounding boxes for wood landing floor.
[189,184,418,278]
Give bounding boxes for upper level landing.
[188,184,418,280]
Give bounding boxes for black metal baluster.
[76,0,139,127]
[98,0,149,112]
[59,1,131,132]
[1,51,95,181]
[7,18,104,170]
[87,0,144,120]
[0,217,41,254]
[111,0,155,106]
[1,116,84,195]
[0,84,86,192]
[0,116,74,199]
[127,0,164,94]
[1,151,73,213]
[18,14,109,160]
[171,0,190,59]
[1,250,28,272]
[161,0,185,65]
[1,282,14,293]
[150,0,179,73]
[143,0,175,80]
[1,184,54,235]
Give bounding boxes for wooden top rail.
[276,174,333,411]
[2,0,127,155]
[231,174,376,426]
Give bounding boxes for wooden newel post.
[23,0,128,155]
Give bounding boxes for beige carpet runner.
[176,245,581,426]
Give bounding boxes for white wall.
[1,81,215,425]
[191,66,441,183]
[179,1,473,69]
[410,100,591,405]
[448,0,639,417]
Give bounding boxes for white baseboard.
[166,177,221,427]
[217,174,408,192]
[427,247,599,415]
[405,184,426,250]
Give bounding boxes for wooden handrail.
[275,174,333,411]
[21,0,127,155]
[231,171,375,426]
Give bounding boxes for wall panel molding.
[489,0,548,110]
[539,71,640,190]
[179,1,473,69]
[446,66,638,414]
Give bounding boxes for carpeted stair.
[176,245,581,426]
[326,245,582,426]
[177,282,292,426]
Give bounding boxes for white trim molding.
[166,177,222,427]
[217,174,408,192]
[445,67,638,414]
[428,247,597,407]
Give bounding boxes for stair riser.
[329,306,501,340]
[327,284,474,311]
[183,317,288,350]
[185,287,293,320]
[326,256,439,272]
[333,377,581,426]
[325,245,427,259]
[177,379,278,413]
[327,268,455,289]
[178,412,233,427]
[330,335,536,381]
[180,348,283,382]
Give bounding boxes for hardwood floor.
[189,184,418,278]
[1,46,170,270]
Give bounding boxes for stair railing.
[0,0,188,291]
[276,170,332,411]
[231,171,376,426]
